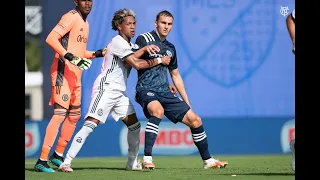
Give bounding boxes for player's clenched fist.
[160,56,171,65]
[64,52,92,70]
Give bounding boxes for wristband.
[64,52,74,61]
[157,57,162,64]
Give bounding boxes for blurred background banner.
[25,0,295,157]
[25,117,295,158]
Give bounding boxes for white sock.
[64,121,97,164]
[143,156,153,163]
[55,151,63,157]
[127,122,141,159]
[204,157,217,163]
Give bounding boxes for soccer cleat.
[203,158,228,169]
[58,163,73,172]
[49,152,65,168]
[142,156,155,170]
[290,139,295,172]
[34,159,55,172]
[142,161,155,170]
[126,159,143,171]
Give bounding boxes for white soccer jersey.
[95,35,134,92]
[292,9,295,19]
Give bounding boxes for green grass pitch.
[25,154,294,180]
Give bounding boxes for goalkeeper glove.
[93,46,107,58]
[64,53,92,70]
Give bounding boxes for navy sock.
[144,116,161,156]
[191,125,211,160]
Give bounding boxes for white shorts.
[85,85,135,124]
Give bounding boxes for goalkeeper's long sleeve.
[45,31,68,58]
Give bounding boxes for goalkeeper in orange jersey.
[34,0,106,172]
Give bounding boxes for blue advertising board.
[25,117,295,158]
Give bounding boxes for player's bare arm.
[169,68,191,106]
[125,45,170,70]
[286,13,295,54]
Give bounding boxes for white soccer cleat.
[59,163,74,172]
[126,159,143,171]
[290,139,295,172]
[203,158,228,169]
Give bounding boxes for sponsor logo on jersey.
[77,35,88,43]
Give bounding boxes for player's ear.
[74,0,78,6]
[154,21,157,28]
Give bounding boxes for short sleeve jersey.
[134,30,178,93]
[96,35,135,92]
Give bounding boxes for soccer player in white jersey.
[58,8,172,172]
[286,9,295,172]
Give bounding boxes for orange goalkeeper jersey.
[48,9,90,87]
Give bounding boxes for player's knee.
[124,113,139,126]
[52,108,68,124]
[68,109,81,125]
[148,106,164,118]
[147,101,164,118]
[85,116,100,128]
[188,115,202,128]
[83,119,98,133]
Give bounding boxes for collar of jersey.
[151,30,166,42]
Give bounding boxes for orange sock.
[39,109,67,161]
[55,108,81,155]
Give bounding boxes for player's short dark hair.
[156,10,174,21]
[111,9,136,31]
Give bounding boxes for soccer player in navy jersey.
[134,10,228,170]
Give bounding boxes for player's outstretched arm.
[84,46,108,59]
[125,55,171,70]
[169,68,191,107]
[124,44,170,70]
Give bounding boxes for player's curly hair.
[112,9,136,31]
[156,10,174,21]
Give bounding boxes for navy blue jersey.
[134,30,178,93]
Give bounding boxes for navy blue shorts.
[135,90,190,124]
